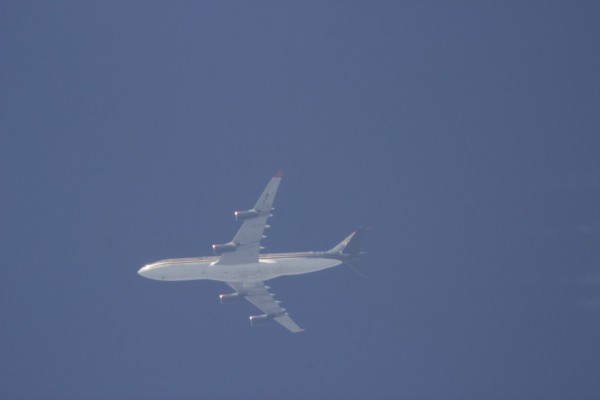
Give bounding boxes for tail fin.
[327,227,369,257]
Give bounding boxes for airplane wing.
[226,281,304,333]
[215,172,282,265]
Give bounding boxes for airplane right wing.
[226,281,304,333]
[215,172,282,265]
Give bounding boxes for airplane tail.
[326,227,369,257]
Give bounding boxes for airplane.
[137,171,367,333]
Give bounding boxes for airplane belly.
[146,262,210,281]
[205,258,327,282]
[274,257,342,276]
[144,257,343,282]
[206,262,268,282]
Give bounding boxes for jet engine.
[249,314,273,326]
[212,242,236,253]
[219,293,243,303]
[234,209,259,221]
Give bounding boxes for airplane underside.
[140,256,343,282]
[138,172,366,332]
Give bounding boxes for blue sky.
[2,2,599,399]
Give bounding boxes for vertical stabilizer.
[327,227,369,256]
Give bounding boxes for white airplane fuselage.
[138,252,342,282]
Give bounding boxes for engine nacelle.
[212,242,236,253]
[249,314,273,327]
[219,292,243,303]
[234,209,259,221]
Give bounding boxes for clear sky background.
[2,2,599,399]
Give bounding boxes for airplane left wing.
[215,172,282,265]
[226,281,304,333]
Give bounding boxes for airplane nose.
[138,265,151,276]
